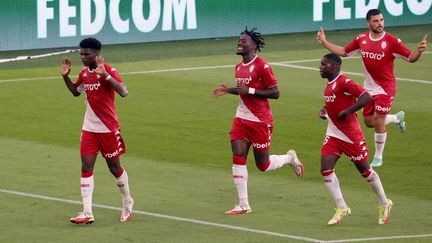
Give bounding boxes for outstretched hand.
[61,57,71,76]
[95,55,107,76]
[316,27,326,44]
[212,84,228,97]
[417,34,428,52]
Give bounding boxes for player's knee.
[81,164,94,172]
[365,122,374,128]
[255,160,269,172]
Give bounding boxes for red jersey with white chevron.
[234,55,278,125]
[344,31,411,97]
[324,74,367,144]
[75,64,122,133]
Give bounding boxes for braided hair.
[241,27,265,52]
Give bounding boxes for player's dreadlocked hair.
[80,38,102,51]
[241,27,265,52]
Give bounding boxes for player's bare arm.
[338,91,372,121]
[95,56,128,97]
[408,34,428,63]
[316,27,347,57]
[238,84,279,99]
[212,84,243,96]
[61,57,80,97]
[213,84,279,99]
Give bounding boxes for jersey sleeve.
[344,37,361,56]
[105,64,123,84]
[342,78,366,97]
[260,63,278,88]
[75,72,85,93]
[392,38,411,61]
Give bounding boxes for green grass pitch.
[0,24,431,242]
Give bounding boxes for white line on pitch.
[321,234,432,243]
[2,188,432,242]
[272,63,432,85]
[0,188,321,243]
[0,52,431,84]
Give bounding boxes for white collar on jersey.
[327,73,342,84]
[369,31,386,41]
[242,55,258,66]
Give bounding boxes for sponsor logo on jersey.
[84,81,101,91]
[361,50,385,60]
[381,41,387,49]
[236,76,252,85]
[376,105,391,112]
[324,93,336,102]
[252,142,271,149]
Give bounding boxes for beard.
[371,26,384,34]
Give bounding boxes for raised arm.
[316,27,347,57]
[408,34,428,63]
[95,56,128,97]
[61,57,81,97]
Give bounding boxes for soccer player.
[212,27,304,215]
[316,9,428,167]
[61,38,133,224]
[318,53,392,225]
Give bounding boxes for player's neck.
[88,63,97,70]
[369,31,384,40]
[242,53,256,64]
[327,73,339,82]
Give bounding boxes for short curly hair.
[79,38,102,51]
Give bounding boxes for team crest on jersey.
[381,41,387,49]
[332,82,337,90]
[249,65,254,73]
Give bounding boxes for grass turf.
[0,25,431,242]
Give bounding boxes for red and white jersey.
[234,55,278,125]
[344,31,411,97]
[75,64,123,133]
[324,74,366,144]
